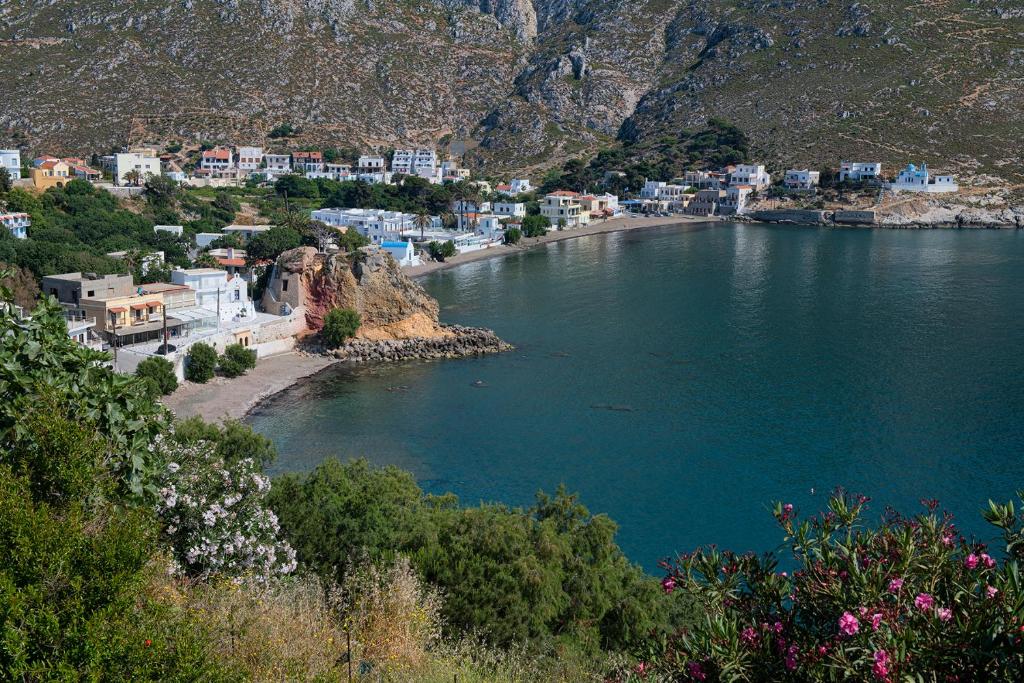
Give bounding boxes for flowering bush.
[151,432,296,582]
[656,492,1024,681]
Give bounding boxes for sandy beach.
[163,214,717,423]
[403,214,718,277]
[162,351,337,422]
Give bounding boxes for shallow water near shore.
[250,223,1024,570]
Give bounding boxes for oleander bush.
[654,492,1024,682]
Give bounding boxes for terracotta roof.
[108,307,127,313]
[495,184,512,192]
[216,257,246,267]
[293,151,323,160]
[130,302,159,310]
[203,149,231,160]
[39,160,62,170]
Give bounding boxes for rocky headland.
[263,246,511,362]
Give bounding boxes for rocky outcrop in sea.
[323,325,512,363]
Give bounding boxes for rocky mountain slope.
[2,0,1023,179]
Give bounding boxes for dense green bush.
[218,343,257,378]
[185,343,217,383]
[136,356,178,396]
[427,240,457,262]
[269,458,686,652]
[522,214,550,238]
[503,226,523,245]
[321,307,361,348]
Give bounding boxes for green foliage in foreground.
[522,214,550,238]
[321,307,361,348]
[427,239,457,262]
[136,355,178,396]
[185,342,217,383]
[268,458,690,652]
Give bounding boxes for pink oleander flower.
[981,553,995,568]
[987,585,999,599]
[871,613,883,630]
[965,554,979,570]
[783,503,794,514]
[773,621,784,633]
[839,611,860,636]
[942,532,955,547]
[740,627,758,646]
[937,607,953,622]
[785,644,798,671]
[687,661,707,681]
[661,576,675,594]
[915,593,935,611]
[634,662,648,675]
[888,578,904,593]
[873,649,891,680]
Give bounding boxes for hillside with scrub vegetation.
[1,0,1022,181]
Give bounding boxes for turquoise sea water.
[249,223,1024,570]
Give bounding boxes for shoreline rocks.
[322,325,512,363]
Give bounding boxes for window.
[282,279,288,292]
[87,290,94,298]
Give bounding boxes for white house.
[222,224,273,242]
[236,146,264,173]
[887,164,959,193]
[493,201,526,218]
[106,249,164,274]
[391,149,438,177]
[311,208,437,244]
[264,154,291,175]
[380,240,421,267]
[640,181,666,199]
[356,172,393,185]
[784,169,820,191]
[657,184,688,202]
[476,215,503,239]
[358,156,386,173]
[541,191,589,228]
[162,160,186,182]
[170,268,255,322]
[453,199,491,215]
[200,148,234,173]
[0,149,21,179]
[510,178,532,194]
[114,151,161,186]
[839,161,882,183]
[292,151,324,174]
[0,212,30,239]
[441,161,470,181]
[730,164,771,191]
[720,185,754,215]
[154,224,184,238]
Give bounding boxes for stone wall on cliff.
[261,247,450,341]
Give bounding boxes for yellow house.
[80,292,166,344]
[30,159,71,190]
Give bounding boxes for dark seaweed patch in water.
[591,404,636,412]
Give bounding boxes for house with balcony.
[886,164,958,193]
[579,193,620,218]
[0,212,30,239]
[171,267,255,322]
[236,146,264,173]
[0,149,20,179]
[80,291,169,345]
[493,201,526,218]
[784,169,820,191]
[199,147,234,174]
[264,154,292,176]
[292,151,324,174]
[838,161,882,183]
[540,191,590,228]
[720,185,754,215]
[684,189,726,216]
[358,155,386,173]
[730,164,771,191]
[683,170,729,190]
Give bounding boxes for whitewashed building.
[510,178,532,194]
[358,156,386,173]
[720,185,754,215]
[222,225,273,242]
[155,224,184,238]
[292,151,324,174]
[236,146,264,173]
[114,151,161,186]
[730,164,771,191]
[0,212,30,239]
[887,164,958,193]
[640,181,666,199]
[380,240,421,267]
[311,208,437,244]
[839,161,882,183]
[0,149,21,179]
[493,201,526,218]
[784,169,820,191]
[195,232,222,249]
[200,148,234,173]
[453,199,491,215]
[264,154,292,175]
[541,191,589,228]
[171,268,255,322]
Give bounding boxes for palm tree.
[451,182,468,232]
[123,169,142,187]
[463,184,483,232]
[413,210,431,240]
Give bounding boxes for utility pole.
[216,286,221,327]
[161,308,168,354]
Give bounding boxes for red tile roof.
[203,148,231,160]
[216,257,246,267]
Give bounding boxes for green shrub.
[185,342,217,383]
[522,214,549,238]
[427,240,457,262]
[503,227,523,245]
[218,343,256,378]
[321,308,361,348]
[136,356,178,396]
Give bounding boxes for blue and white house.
[887,164,958,193]
[0,149,21,180]
[380,240,421,267]
[0,212,29,239]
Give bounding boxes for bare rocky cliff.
[263,246,448,340]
